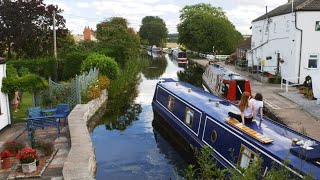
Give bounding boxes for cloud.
[44,0,290,35]
[44,0,71,12]
[76,2,90,8]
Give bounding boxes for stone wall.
[63,90,107,180]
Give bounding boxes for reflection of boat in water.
[163,48,173,55]
[172,48,187,64]
[147,50,162,58]
[152,117,189,173]
[152,78,320,179]
[148,45,162,54]
[202,63,251,102]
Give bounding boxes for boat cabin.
[202,63,251,102]
[152,78,320,179]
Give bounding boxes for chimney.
[83,26,92,41]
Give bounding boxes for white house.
[248,0,320,84]
[0,57,11,130]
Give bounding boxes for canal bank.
[191,59,320,140]
[63,89,108,180]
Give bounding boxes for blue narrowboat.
[152,78,320,179]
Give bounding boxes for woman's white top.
[249,99,263,117]
[243,101,254,117]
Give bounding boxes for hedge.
[61,52,88,80]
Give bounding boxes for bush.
[98,75,110,90]
[62,52,88,80]
[81,53,119,80]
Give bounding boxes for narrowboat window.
[220,83,229,97]
[239,144,257,169]
[211,130,217,143]
[184,107,194,127]
[168,96,174,112]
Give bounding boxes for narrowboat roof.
[207,64,247,81]
[158,78,320,178]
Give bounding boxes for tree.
[177,3,243,54]
[0,0,68,58]
[139,16,168,47]
[96,17,140,66]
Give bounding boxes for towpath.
[192,59,320,140]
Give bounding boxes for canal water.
[91,53,188,179]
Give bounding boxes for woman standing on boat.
[228,92,255,125]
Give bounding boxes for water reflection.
[92,53,187,179]
[104,104,142,131]
[142,52,168,80]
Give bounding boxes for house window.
[274,23,277,33]
[315,21,320,31]
[184,107,194,127]
[239,144,257,169]
[308,54,318,69]
[168,96,174,112]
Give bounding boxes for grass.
[12,92,32,123]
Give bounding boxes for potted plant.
[16,148,38,173]
[35,141,54,156]
[4,140,24,157]
[0,150,11,169]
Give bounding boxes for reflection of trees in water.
[142,53,168,80]
[177,61,204,88]
[103,104,142,131]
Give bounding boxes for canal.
[91,53,188,179]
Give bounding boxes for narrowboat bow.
[152,78,320,178]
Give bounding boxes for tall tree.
[0,0,68,58]
[139,16,168,47]
[96,17,140,66]
[177,3,242,54]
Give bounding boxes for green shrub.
[2,73,48,96]
[7,57,57,80]
[35,141,54,156]
[62,52,88,80]
[81,53,119,80]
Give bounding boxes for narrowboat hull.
[152,78,320,179]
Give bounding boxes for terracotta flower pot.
[21,161,36,173]
[1,158,11,169]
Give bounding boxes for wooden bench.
[225,118,273,144]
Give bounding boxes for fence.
[33,68,99,108]
[281,76,302,92]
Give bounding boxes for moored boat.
[152,45,162,54]
[172,48,187,64]
[152,78,320,179]
[202,62,251,102]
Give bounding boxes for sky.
[44,0,288,35]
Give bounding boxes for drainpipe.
[295,11,303,84]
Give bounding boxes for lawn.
[12,92,33,123]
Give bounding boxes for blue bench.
[26,116,60,136]
[26,104,70,137]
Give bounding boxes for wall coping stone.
[63,90,107,180]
